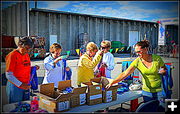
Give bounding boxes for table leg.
[130,98,139,111]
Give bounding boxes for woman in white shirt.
[43,43,70,88]
[96,40,115,78]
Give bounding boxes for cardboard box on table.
[36,83,72,112]
[81,82,103,105]
[90,77,120,103]
[57,80,87,108]
[36,80,87,112]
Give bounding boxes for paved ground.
[1,54,179,111]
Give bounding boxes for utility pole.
[35,1,37,8]
[27,1,29,36]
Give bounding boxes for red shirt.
[6,49,31,84]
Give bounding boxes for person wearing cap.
[5,36,40,103]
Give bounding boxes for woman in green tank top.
[106,40,167,111]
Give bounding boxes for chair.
[135,100,159,112]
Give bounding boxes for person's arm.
[106,65,136,89]
[6,72,22,87]
[53,56,62,65]
[44,56,62,71]
[106,54,115,70]
[106,57,140,89]
[44,61,55,71]
[158,56,167,75]
[6,72,30,90]
[82,51,102,69]
[158,65,167,75]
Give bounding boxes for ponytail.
[135,40,150,48]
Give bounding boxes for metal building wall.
[2,2,158,54]
[2,2,27,36]
[29,9,158,54]
[165,25,178,45]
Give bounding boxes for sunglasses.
[101,46,109,49]
[134,50,143,53]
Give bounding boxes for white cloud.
[71,4,150,20]
[73,3,89,8]
[70,2,177,21]
[41,1,69,10]
[120,5,156,15]
[117,1,131,5]
[116,3,178,21]
[72,3,97,14]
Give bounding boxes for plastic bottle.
[30,96,39,112]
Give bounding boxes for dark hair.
[18,36,34,48]
[135,40,150,48]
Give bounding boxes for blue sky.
[2,1,178,22]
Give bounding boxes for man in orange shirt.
[5,37,39,103]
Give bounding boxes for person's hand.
[56,56,62,61]
[35,65,40,70]
[19,83,31,90]
[105,81,113,90]
[66,55,69,58]
[101,63,107,68]
[158,68,166,75]
[94,69,99,76]
[54,56,62,64]
[97,50,104,56]
[66,67,70,71]
[94,72,100,77]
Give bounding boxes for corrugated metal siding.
[2,2,27,36]
[165,25,178,45]
[2,2,159,54]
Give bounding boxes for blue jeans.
[6,81,30,104]
[142,90,165,109]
